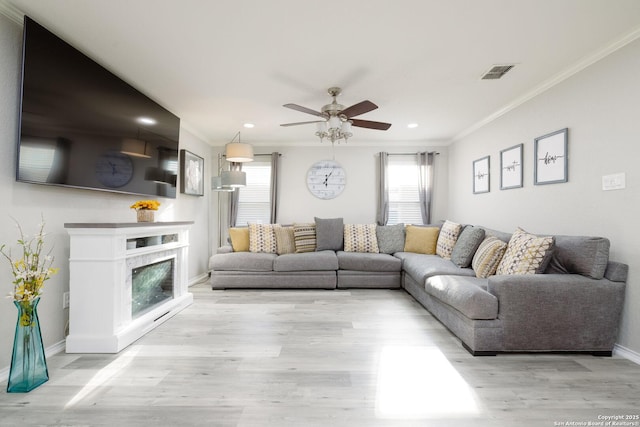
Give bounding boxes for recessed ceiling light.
[243,123,255,128]
[408,123,419,129]
[137,117,157,125]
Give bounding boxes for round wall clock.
[306,159,346,199]
[95,151,134,188]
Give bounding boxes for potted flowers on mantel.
[130,200,161,223]
[1,218,58,393]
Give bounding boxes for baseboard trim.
[614,343,640,366]
[0,339,66,383]
[189,273,210,287]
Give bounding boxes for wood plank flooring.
[1,283,639,426]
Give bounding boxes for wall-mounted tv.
[17,16,180,198]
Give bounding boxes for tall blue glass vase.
[7,297,49,393]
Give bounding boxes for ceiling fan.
[280,87,392,143]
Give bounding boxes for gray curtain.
[270,152,279,223]
[418,152,435,224]
[376,152,389,226]
[227,162,242,228]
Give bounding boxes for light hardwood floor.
[2,283,639,427]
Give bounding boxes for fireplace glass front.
[131,258,174,318]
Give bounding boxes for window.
[235,160,272,225]
[387,155,423,225]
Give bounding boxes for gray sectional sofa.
[208,223,628,356]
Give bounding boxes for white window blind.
[387,155,423,225]
[235,160,272,226]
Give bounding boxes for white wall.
[448,38,640,356]
[0,15,213,372]
[211,143,449,248]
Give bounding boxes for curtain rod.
[386,151,440,156]
[222,153,282,158]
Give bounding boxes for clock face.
[307,160,346,200]
[95,151,134,188]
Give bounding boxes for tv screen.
[17,16,180,198]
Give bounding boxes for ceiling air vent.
[481,64,515,80]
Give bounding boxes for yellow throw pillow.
[228,227,249,252]
[404,225,440,254]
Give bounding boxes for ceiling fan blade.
[350,119,392,131]
[341,100,378,118]
[280,120,325,127]
[283,103,325,118]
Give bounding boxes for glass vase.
[7,297,49,393]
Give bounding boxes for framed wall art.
[473,156,490,194]
[180,149,204,196]
[500,144,523,190]
[534,128,568,185]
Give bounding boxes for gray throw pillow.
[315,217,344,251]
[376,223,405,254]
[451,226,485,268]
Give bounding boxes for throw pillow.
[228,227,250,252]
[451,226,485,268]
[472,237,508,278]
[404,225,439,255]
[343,224,379,253]
[376,223,405,254]
[496,227,555,275]
[436,220,462,259]
[293,223,316,253]
[248,223,277,254]
[274,225,296,255]
[315,217,344,251]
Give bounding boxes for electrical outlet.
[63,292,70,309]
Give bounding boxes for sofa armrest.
[487,274,625,351]
[216,245,234,254]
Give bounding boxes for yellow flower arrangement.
[1,218,58,312]
[130,200,161,211]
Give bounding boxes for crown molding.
[0,0,24,25]
[453,25,640,142]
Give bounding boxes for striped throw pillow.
[293,223,316,253]
[472,237,507,278]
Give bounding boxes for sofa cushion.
[228,227,249,252]
[404,225,439,254]
[248,223,277,254]
[344,224,379,253]
[395,252,476,283]
[545,235,610,279]
[451,226,485,268]
[436,220,462,259]
[315,217,344,251]
[274,225,296,255]
[336,251,402,272]
[425,275,498,320]
[209,252,276,272]
[274,250,339,272]
[293,223,316,253]
[496,227,555,275]
[376,223,405,254]
[472,237,507,278]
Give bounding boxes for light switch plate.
[602,173,626,191]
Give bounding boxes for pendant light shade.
[221,170,246,188]
[225,142,254,162]
[121,138,151,158]
[211,176,235,191]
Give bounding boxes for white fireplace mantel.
[64,221,194,353]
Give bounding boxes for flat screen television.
[17,16,180,198]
